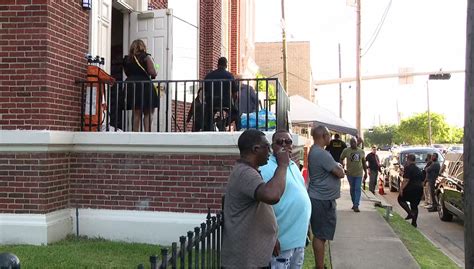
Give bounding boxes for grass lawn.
[0,236,160,269]
[376,208,460,269]
[0,235,329,269]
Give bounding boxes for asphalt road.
[381,186,465,267]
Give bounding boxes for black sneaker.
[405,215,413,220]
[353,207,360,212]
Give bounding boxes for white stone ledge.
[0,130,305,154]
[0,208,208,245]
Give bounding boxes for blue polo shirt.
[260,155,312,251]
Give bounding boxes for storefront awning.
[289,95,358,136]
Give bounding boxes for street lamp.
[426,72,451,145]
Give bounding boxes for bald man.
[308,125,345,269]
[340,137,368,212]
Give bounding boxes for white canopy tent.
[289,95,358,136]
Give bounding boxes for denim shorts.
[310,198,337,240]
[270,247,305,269]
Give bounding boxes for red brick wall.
[0,152,69,214]
[69,152,236,213]
[0,1,89,131]
[149,0,167,9]
[171,100,193,132]
[199,0,222,79]
[1,147,303,214]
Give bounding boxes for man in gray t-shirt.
[221,129,290,268]
[308,145,342,200]
[308,126,345,269]
[425,152,441,211]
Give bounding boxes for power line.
[361,0,392,57]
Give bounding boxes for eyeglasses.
[274,138,293,146]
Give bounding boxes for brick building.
[255,41,313,101]
[0,0,300,245]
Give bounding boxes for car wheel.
[438,193,453,222]
[389,177,397,192]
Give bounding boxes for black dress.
[123,53,158,111]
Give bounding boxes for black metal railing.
[137,208,223,269]
[76,78,289,132]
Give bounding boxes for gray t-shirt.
[221,161,278,268]
[308,144,341,200]
[426,161,440,182]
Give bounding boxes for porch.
[76,76,290,133]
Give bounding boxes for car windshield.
[400,151,443,164]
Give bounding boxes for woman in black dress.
[123,39,158,132]
[398,154,424,227]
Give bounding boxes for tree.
[255,72,276,107]
[363,125,397,146]
[396,112,451,145]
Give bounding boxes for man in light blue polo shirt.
[260,130,312,269]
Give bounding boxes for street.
[380,184,465,267]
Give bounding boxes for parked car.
[432,144,447,155]
[377,144,392,151]
[436,152,464,221]
[386,147,445,192]
[380,155,392,187]
[447,145,463,153]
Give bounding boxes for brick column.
[229,0,240,75]
[199,0,222,79]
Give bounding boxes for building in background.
[255,41,313,100]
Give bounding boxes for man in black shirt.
[325,134,346,163]
[203,57,237,131]
[398,154,423,227]
[366,146,381,194]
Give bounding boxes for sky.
[255,0,467,129]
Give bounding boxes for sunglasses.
[274,138,293,146]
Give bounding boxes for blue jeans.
[270,247,305,269]
[347,176,362,207]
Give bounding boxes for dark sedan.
[436,152,464,221]
[386,147,444,192]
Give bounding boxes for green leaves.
[364,112,463,146]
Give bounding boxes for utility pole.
[281,0,289,93]
[426,80,432,145]
[464,1,473,268]
[355,0,362,137]
[338,43,343,118]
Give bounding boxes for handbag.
[133,55,163,95]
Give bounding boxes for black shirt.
[365,152,381,171]
[403,163,423,188]
[204,68,236,109]
[325,139,347,162]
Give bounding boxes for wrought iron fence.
[76,78,289,133]
[136,208,223,269]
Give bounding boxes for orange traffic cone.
[378,176,385,195]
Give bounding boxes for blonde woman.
[123,39,157,132]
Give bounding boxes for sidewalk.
[329,182,420,269]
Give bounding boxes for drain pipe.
[76,207,79,237]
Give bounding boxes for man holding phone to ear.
[221,129,290,269]
[260,130,311,269]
